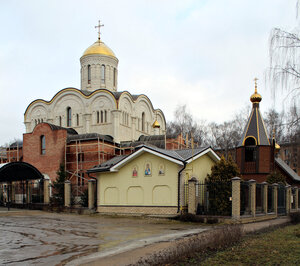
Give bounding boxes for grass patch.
[176,224,300,265]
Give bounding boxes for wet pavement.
[0,209,203,265]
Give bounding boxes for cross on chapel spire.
[95,20,104,40]
[254,77,258,92]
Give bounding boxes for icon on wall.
[132,166,138,177]
[144,162,151,176]
[158,164,165,175]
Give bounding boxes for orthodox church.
[24,22,165,143]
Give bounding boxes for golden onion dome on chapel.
[82,39,116,58]
[152,120,160,128]
[250,78,262,103]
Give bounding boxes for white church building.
[24,23,166,143]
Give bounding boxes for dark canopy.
[0,162,44,182]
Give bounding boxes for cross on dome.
[95,20,104,40]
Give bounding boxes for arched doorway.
[0,162,45,209]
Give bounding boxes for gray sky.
[0,0,296,145]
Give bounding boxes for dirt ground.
[0,209,206,265]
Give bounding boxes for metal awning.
[0,162,44,182]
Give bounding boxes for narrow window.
[67,107,72,127]
[105,110,107,123]
[76,114,79,126]
[142,112,145,132]
[88,65,91,84]
[97,111,100,124]
[101,64,105,84]
[245,137,256,162]
[113,68,116,87]
[59,116,62,126]
[35,120,37,126]
[41,135,46,155]
[41,118,43,123]
[101,110,103,123]
[81,173,85,186]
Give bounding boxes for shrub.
[290,212,300,224]
[266,171,286,184]
[174,213,204,223]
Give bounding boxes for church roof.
[275,157,300,182]
[67,133,114,143]
[88,145,219,173]
[238,86,270,147]
[47,123,78,135]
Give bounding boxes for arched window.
[59,116,62,126]
[113,68,117,87]
[67,107,72,127]
[97,111,100,124]
[76,114,79,126]
[87,65,91,84]
[142,112,145,132]
[245,137,256,162]
[101,64,105,84]
[41,135,46,155]
[101,110,103,123]
[104,110,107,123]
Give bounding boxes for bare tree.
[267,1,300,125]
[263,108,285,142]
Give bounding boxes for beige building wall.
[97,153,181,207]
[184,155,215,182]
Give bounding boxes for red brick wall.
[23,123,67,182]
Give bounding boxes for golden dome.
[250,86,262,103]
[83,39,116,58]
[152,120,160,128]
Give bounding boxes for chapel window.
[88,65,91,84]
[113,68,117,87]
[97,111,100,124]
[41,135,46,155]
[101,65,105,84]
[142,112,145,132]
[76,114,79,126]
[67,107,72,127]
[245,137,256,162]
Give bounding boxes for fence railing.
[240,181,250,215]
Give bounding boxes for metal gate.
[277,184,286,215]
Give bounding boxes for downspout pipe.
[177,162,187,213]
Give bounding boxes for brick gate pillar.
[262,182,268,214]
[249,179,256,217]
[188,177,197,215]
[43,179,50,204]
[231,177,241,220]
[272,183,278,216]
[64,181,71,207]
[88,179,96,209]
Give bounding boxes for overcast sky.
[0,0,296,145]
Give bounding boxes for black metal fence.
[277,184,286,215]
[267,185,274,213]
[195,181,232,216]
[240,181,250,215]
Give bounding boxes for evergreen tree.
[266,171,286,184]
[206,156,240,215]
[51,163,67,205]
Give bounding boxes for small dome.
[83,39,116,58]
[250,88,262,103]
[152,120,160,128]
[275,143,280,150]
